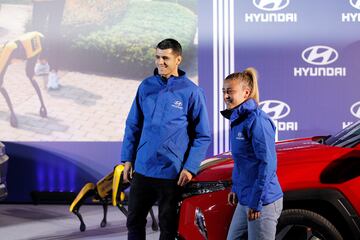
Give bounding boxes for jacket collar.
[220,98,257,121]
[153,68,186,82]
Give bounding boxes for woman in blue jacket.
[221,68,283,240]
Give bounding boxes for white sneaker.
[47,72,60,90]
[34,62,50,76]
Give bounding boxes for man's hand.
[227,192,237,206]
[248,209,261,221]
[177,169,193,186]
[123,162,133,183]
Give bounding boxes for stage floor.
[0,204,160,240]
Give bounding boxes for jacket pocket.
[167,140,181,161]
[136,141,147,152]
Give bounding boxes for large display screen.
[0,0,198,142]
[0,0,199,201]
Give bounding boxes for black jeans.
[127,173,180,240]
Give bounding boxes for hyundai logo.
[174,101,182,107]
[171,100,183,110]
[350,101,360,119]
[301,46,338,66]
[253,0,290,11]
[350,0,360,10]
[259,100,290,120]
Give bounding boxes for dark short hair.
[156,38,182,56]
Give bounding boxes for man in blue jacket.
[121,39,211,240]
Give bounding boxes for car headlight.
[195,208,208,240]
[182,180,231,198]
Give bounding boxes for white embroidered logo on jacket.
[236,132,245,140]
[172,100,183,110]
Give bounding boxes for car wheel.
[276,209,343,240]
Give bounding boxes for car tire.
[276,209,343,240]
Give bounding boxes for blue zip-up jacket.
[221,99,283,211]
[121,69,211,179]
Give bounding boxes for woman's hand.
[248,209,261,221]
[227,192,238,206]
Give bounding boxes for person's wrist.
[183,168,194,177]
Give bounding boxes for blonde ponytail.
[244,67,260,104]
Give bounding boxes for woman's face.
[222,79,250,110]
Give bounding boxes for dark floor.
[0,204,159,240]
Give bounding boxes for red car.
[178,121,360,240]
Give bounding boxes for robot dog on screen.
[69,164,159,232]
[0,31,48,127]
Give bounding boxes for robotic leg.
[69,164,159,232]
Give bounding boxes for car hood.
[194,137,333,182]
[193,153,233,182]
[276,138,326,152]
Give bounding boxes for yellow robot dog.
[69,164,159,232]
[0,32,47,127]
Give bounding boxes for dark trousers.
[127,173,179,240]
[31,0,65,71]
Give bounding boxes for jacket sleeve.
[183,88,211,174]
[121,88,144,163]
[248,116,277,211]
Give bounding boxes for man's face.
[155,48,182,79]
[222,80,250,110]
